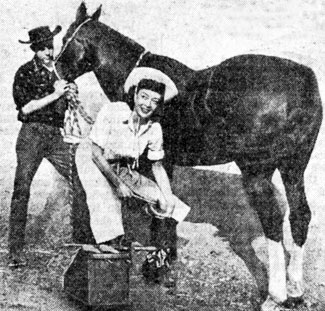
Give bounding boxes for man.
[8,25,94,268]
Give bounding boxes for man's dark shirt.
[13,55,67,127]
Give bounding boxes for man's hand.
[21,79,69,115]
[116,183,133,199]
[67,82,78,96]
[54,79,69,97]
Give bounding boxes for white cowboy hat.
[124,67,178,102]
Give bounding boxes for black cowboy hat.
[19,25,62,44]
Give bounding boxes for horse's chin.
[61,71,77,82]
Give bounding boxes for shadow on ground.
[0,165,291,310]
[171,166,283,299]
[111,165,288,299]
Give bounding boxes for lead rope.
[53,64,95,141]
[52,16,147,218]
[53,64,95,214]
[68,144,75,210]
[53,17,95,142]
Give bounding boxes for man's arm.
[21,80,68,115]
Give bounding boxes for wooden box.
[63,249,131,309]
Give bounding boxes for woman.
[76,68,189,254]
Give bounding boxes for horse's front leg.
[239,164,287,310]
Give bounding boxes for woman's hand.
[158,195,175,217]
[151,161,175,217]
[116,183,133,199]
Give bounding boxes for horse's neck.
[93,51,194,101]
[91,28,145,100]
[90,21,194,100]
[139,52,194,94]
[93,51,141,101]
[94,69,125,102]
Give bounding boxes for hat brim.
[124,67,178,102]
[19,25,62,44]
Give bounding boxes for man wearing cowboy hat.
[8,25,94,268]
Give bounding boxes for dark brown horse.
[56,3,322,310]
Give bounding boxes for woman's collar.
[127,111,153,135]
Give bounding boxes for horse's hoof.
[261,296,287,311]
[281,296,305,309]
[260,289,269,302]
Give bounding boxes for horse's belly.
[172,118,290,167]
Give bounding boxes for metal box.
[63,249,131,309]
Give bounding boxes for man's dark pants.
[8,122,94,254]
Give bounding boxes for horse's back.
[170,54,322,166]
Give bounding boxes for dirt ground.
[1,1,325,310]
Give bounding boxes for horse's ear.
[76,1,88,24]
[91,4,102,21]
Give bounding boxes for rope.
[68,144,75,209]
[52,18,95,142]
[62,91,95,141]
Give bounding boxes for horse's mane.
[93,20,145,58]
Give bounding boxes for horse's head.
[55,2,102,81]
[55,2,145,101]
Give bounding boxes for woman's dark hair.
[137,79,166,97]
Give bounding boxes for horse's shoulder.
[98,101,130,122]
[111,101,130,110]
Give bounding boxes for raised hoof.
[81,244,101,253]
[98,244,120,254]
[282,296,305,309]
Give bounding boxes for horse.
[55,3,323,310]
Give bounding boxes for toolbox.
[63,249,131,309]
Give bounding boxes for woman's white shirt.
[89,102,165,161]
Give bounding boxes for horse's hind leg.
[279,160,311,304]
[238,163,287,307]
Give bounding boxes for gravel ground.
[0,167,324,311]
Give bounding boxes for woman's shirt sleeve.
[147,122,165,161]
[89,105,112,149]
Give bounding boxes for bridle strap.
[54,17,92,67]
[55,16,148,79]
[134,50,148,68]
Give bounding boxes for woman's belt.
[106,158,135,167]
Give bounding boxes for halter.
[54,17,147,79]
[134,49,148,68]
[54,17,92,75]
